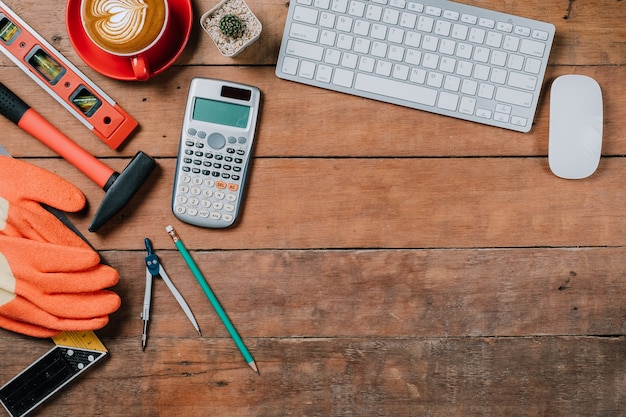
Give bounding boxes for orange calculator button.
[216,181,227,189]
[228,183,239,192]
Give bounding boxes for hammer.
[0,82,156,232]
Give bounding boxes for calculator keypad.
[173,128,248,227]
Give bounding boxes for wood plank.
[0,248,617,340]
[0,336,624,416]
[18,157,626,250]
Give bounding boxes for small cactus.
[219,14,243,38]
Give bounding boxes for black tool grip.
[0,82,30,125]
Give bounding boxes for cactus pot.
[201,0,262,57]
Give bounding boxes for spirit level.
[0,1,137,149]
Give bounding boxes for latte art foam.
[82,0,167,55]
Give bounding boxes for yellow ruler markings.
[51,331,108,352]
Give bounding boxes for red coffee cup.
[67,0,192,81]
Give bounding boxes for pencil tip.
[249,361,259,374]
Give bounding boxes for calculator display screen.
[193,97,250,129]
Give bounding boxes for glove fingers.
[0,203,89,247]
[0,237,103,273]
[14,287,121,319]
[0,156,86,213]
[5,262,120,295]
[0,314,60,338]
[0,294,111,333]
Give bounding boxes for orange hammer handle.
[18,109,115,189]
[0,82,115,189]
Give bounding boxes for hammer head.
[89,151,156,232]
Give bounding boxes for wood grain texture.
[0,0,625,415]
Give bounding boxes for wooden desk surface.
[1,0,625,415]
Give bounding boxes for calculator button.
[197,131,207,139]
[226,194,237,202]
[207,133,226,149]
[187,128,197,136]
[210,212,222,220]
[238,137,247,144]
[223,214,233,222]
[228,136,237,143]
[216,181,227,189]
[228,183,239,192]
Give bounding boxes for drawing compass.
[142,238,201,350]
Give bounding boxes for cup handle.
[131,55,150,81]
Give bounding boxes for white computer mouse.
[548,74,603,179]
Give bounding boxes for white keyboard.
[276,0,555,132]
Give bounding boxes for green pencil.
[166,225,258,374]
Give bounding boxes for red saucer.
[66,0,193,80]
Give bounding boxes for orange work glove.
[0,156,121,337]
[0,155,87,247]
[0,236,120,337]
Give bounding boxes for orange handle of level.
[17,109,115,189]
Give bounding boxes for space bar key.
[354,74,438,107]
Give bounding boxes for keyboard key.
[281,56,299,75]
[495,86,533,107]
[293,6,318,24]
[333,68,355,87]
[355,73,438,106]
[438,92,459,111]
[290,22,320,42]
[299,60,316,78]
[459,96,476,114]
[316,64,333,82]
[287,39,324,60]
[520,38,546,58]
[508,72,537,91]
